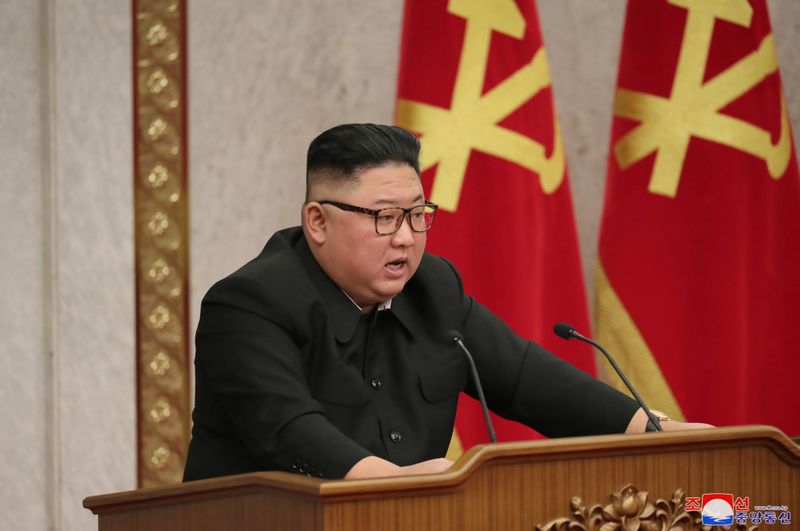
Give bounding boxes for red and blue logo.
[702,493,734,526]
[688,493,790,526]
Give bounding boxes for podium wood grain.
[84,426,800,530]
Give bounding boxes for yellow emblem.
[397,0,565,212]
[614,0,791,198]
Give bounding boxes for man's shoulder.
[203,227,314,310]
[231,226,307,282]
[417,252,460,280]
[408,252,464,300]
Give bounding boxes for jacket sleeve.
[194,277,371,479]
[433,258,639,437]
[459,297,639,436]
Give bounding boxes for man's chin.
[371,279,409,302]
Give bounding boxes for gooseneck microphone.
[447,330,497,443]
[553,323,663,432]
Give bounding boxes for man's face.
[313,164,427,310]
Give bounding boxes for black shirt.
[183,227,639,481]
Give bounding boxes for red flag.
[396,0,594,452]
[597,0,800,436]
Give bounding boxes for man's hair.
[306,123,421,199]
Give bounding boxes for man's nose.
[391,213,416,245]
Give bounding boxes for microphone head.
[446,330,464,343]
[553,322,575,340]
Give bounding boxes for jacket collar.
[384,279,426,340]
[295,237,362,342]
[293,232,424,342]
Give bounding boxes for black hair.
[306,123,421,199]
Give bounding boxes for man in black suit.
[183,123,709,482]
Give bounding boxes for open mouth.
[385,258,408,273]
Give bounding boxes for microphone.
[447,330,496,443]
[553,322,663,432]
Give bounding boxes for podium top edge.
[321,425,799,494]
[83,425,798,513]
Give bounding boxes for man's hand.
[400,458,454,476]
[659,420,716,431]
[625,407,714,433]
[344,456,454,479]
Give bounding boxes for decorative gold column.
[132,0,190,487]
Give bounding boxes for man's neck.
[341,290,392,314]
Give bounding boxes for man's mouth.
[385,258,408,272]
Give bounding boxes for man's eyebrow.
[374,194,424,206]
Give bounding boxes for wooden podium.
[84,426,799,530]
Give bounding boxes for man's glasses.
[319,200,438,235]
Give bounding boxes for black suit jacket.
[183,227,638,481]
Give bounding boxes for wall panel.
[52,0,136,529]
[0,0,48,528]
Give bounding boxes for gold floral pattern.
[536,484,758,531]
[133,0,189,488]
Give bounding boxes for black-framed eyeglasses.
[318,200,438,235]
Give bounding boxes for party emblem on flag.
[397,0,564,212]
[597,0,800,439]
[614,0,791,198]
[701,493,735,526]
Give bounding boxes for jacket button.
[370,377,382,390]
[390,430,402,443]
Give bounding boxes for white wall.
[0,0,49,527]
[0,1,135,530]
[188,0,406,328]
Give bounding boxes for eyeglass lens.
[376,205,436,235]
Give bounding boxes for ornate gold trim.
[536,484,758,531]
[133,0,190,488]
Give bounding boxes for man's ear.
[303,202,327,245]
